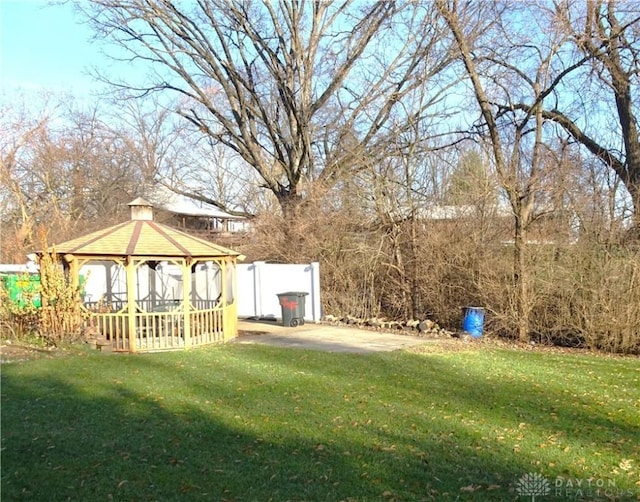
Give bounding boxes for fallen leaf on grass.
[619,458,634,471]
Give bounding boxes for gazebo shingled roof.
[53,219,244,258]
[52,198,243,259]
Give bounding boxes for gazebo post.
[221,258,234,342]
[126,257,137,352]
[182,259,192,348]
[62,254,82,298]
[220,259,227,340]
[231,257,239,337]
[105,262,114,304]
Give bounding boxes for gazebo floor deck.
[109,333,226,352]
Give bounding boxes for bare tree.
[435,0,578,341]
[111,96,182,184]
[81,0,456,218]
[0,97,153,259]
[158,125,263,218]
[539,1,640,233]
[0,102,51,262]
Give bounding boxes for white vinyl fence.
[1,261,323,323]
[236,261,321,322]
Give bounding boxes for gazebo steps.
[89,337,113,352]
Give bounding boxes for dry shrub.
[551,244,639,353]
[391,219,639,354]
[476,241,640,354]
[239,197,638,354]
[409,222,479,325]
[404,214,512,330]
[241,197,388,319]
[476,242,639,353]
[243,200,502,328]
[37,248,85,345]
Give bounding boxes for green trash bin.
[277,292,308,327]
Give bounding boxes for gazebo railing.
[84,298,220,313]
[84,299,227,351]
[135,310,185,350]
[91,313,130,351]
[189,306,224,346]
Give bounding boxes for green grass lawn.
[1,342,639,501]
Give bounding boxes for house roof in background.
[422,204,512,220]
[147,185,245,220]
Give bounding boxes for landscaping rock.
[320,314,455,338]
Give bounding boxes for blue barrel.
[462,307,485,337]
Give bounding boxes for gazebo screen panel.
[191,260,222,309]
[188,258,226,346]
[81,259,128,313]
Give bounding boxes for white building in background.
[146,185,251,234]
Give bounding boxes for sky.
[0,0,103,98]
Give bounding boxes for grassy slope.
[1,344,639,501]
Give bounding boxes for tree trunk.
[275,188,307,252]
[513,214,530,342]
[407,215,422,320]
[627,183,640,240]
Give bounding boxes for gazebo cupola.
[129,197,154,220]
[42,198,244,352]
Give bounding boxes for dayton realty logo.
[515,472,551,501]
[554,476,635,499]
[516,473,635,500]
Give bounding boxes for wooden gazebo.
[46,198,244,352]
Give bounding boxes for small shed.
[44,198,244,352]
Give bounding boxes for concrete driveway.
[235,318,430,354]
